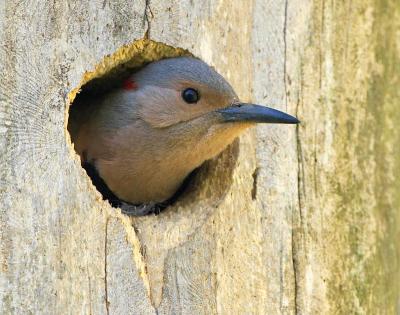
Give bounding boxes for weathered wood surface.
[0,1,399,314]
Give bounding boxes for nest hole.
[66,39,238,216]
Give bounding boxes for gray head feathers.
[134,57,237,100]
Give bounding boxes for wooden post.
[0,1,398,314]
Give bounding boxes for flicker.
[69,57,299,215]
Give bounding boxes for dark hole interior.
[67,40,238,217]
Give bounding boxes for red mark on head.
[123,79,138,90]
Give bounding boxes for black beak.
[217,103,300,124]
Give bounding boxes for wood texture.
[0,1,399,314]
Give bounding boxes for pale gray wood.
[0,1,399,314]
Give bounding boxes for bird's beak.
[217,103,300,124]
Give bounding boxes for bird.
[68,57,299,215]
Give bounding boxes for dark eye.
[182,88,200,104]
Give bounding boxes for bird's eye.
[182,88,200,104]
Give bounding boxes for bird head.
[124,57,299,131]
